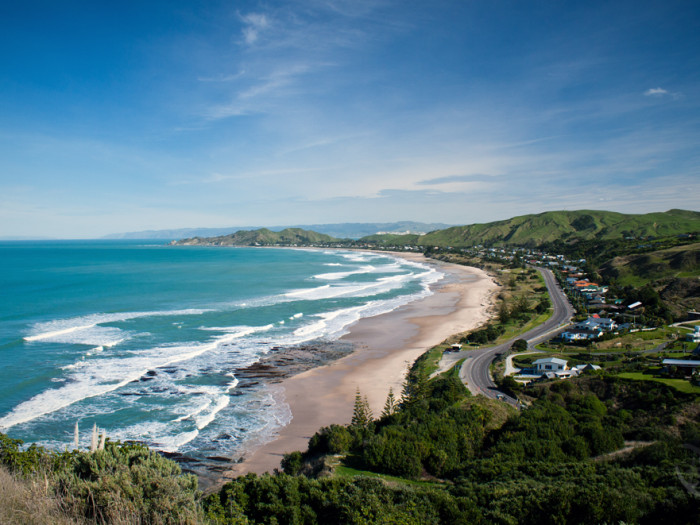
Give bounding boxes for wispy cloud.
[644,87,683,99]
[200,3,402,121]
[197,71,246,83]
[644,87,668,96]
[417,174,496,185]
[240,13,269,45]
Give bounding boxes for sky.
[1,0,699,238]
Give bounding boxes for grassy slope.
[363,209,700,248]
[617,372,700,394]
[599,242,700,286]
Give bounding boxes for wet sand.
[221,253,496,480]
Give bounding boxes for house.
[686,326,700,343]
[575,363,602,372]
[574,317,616,332]
[537,368,580,381]
[561,328,603,341]
[662,359,700,375]
[533,357,568,372]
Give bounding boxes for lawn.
[617,372,700,395]
[333,463,443,487]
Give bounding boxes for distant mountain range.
[103,221,452,241]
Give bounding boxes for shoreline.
[219,252,497,483]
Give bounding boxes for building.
[574,317,617,332]
[561,328,603,341]
[533,357,568,372]
[575,364,602,372]
[686,326,700,343]
[662,359,700,375]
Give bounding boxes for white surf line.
[0,325,272,431]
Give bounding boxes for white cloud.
[240,13,269,45]
[644,87,668,96]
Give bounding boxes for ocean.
[0,240,442,463]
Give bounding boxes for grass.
[443,358,466,379]
[333,463,444,488]
[415,343,452,377]
[617,372,700,395]
[496,310,553,344]
[536,326,688,354]
[459,396,516,430]
[0,466,80,525]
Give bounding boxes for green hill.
[362,209,700,248]
[599,242,700,287]
[174,228,340,246]
[599,243,700,318]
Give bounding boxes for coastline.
[220,253,497,482]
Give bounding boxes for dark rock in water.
[139,376,154,382]
[206,456,232,462]
[230,340,355,387]
[146,370,157,377]
[160,451,201,464]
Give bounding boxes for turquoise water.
[0,241,441,458]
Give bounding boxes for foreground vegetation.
[3,370,698,524]
[205,372,699,524]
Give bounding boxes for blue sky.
[1,0,699,238]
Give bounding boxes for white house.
[533,357,568,373]
[574,317,616,332]
[686,326,700,343]
[561,328,603,341]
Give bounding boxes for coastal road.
[458,267,575,405]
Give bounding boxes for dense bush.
[4,370,698,524]
[0,436,202,524]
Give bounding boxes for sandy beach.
[221,253,497,480]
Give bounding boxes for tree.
[498,301,511,323]
[535,297,551,313]
[381,387,397,418]
[511,339,528,352]
[351,388,372,428]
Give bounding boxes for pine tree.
[351,388,372,428]
[381,387,397,418]
[400,367,427,409]
[363,395,373,422]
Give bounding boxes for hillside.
[599,242,700,286]
[412,209,700,248]
[173,228,339,246]
[599,243,700,317]
[354,209,700,248]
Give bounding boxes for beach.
[222,253,497,480]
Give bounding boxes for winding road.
[457,267,575,406]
